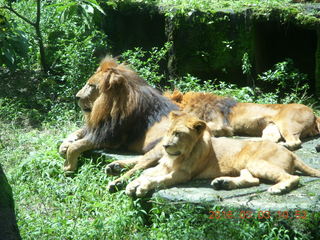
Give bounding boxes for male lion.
[59,57,178,172]
[118,112,320,197]
[165,91,320,150]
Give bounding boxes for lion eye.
[88,84,96,88]
[174,132,181,137]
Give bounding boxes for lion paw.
[211,178,236,190]
[279,141,301,151]
[125,181,149,197]
[105,162,123,176]
[63,161,76,172]
[107,180,125,193]
[267,185,288,195]
[59,142,70,158]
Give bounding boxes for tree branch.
[1,5,36,27]
[1,1,49,73]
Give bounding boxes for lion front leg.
[64,138,94,172]
[105,156,142,176]
[125,169,191,197]
[211,169,260,190]
[59,128,85,158]
[106,143,164,192]
[107,156,160,193]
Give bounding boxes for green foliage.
[0,0,108,124]
[258,58,311,104]
[121,42,172,88]
[0,10,28,68]
[242,52,252,76]
[169,74,214,92]
[169,58,314,105]
[47,0,105,30]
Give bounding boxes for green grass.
[1,112,319,239]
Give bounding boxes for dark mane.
[85,77,178,149]
[177,92,237,126]
[215,97,237,125]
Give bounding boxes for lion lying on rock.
[59,57,178,172]
[165,91,320,150]
[108,111,320,197]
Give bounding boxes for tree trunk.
[0,165,22,240]
[35,0,49,73]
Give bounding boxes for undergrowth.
[1,119,319,239]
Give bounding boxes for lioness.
[165,91,320,150]
[113,112,320,197]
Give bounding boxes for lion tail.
[293,155,320,177]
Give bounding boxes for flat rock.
[94,137,320,212]
[153,137,320,212]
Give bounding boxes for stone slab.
[95,137,320,212]
[153,137,320,212]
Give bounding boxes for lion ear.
[192,120,206,134]
[103,71,125,91]
[169,111,183,119]
[109,72,125,86]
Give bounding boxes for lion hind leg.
[262,123,282,143]
[246,160,300,194]
[64,139,94,172]
[267,175,300,195]
[277,125,302,150]
[211,169,260,190]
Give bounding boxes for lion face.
[76,57,124,113]
[162,112,207,156]
[76,80,100,113]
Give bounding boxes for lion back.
[166,91,237,126]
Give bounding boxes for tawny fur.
[165,90,320,150]
[107,112,320,197]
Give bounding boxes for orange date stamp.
[209,210,308,220]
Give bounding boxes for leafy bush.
[0,0,108,124]
[169,58,314,105]
[258,58,311,104]
[121,42,172,88]
[0,10,28,69]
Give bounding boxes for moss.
[110,0,320,27]
[166,11,254,83]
